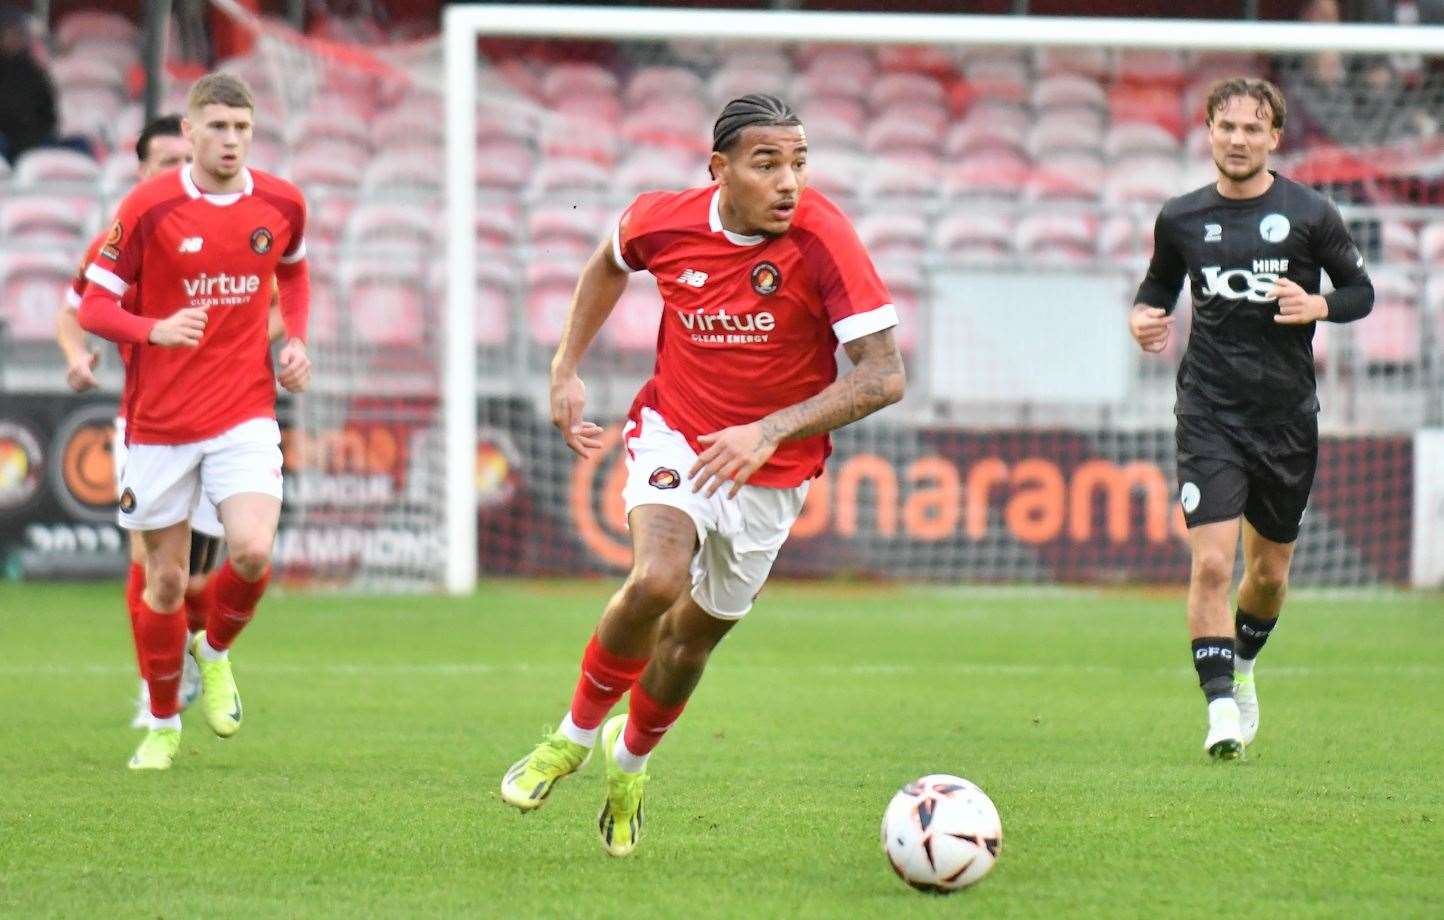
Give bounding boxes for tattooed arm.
[688,327,906,498]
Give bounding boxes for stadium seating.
[0,10,1428,407]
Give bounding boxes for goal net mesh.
[223,8,1441,588]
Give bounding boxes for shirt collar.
[709,189,765,247]
[181,165,253,205]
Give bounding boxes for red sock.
[132,596,187,718]
[622,682,687,757]
[184,587,208,634]
[203,560,269,651]
[568,634,649,731]
[125,563,146,670]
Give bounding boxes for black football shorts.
[1174,413,1319,544]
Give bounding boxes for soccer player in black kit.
[1131,78,1373,760]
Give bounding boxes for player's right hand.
[148,307,208,347]
[550,372,605,458]
[65,350,100,392]
[1129,304,1172,354]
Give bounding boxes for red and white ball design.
[881,774,1002,893]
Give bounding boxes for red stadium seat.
[304,266,342,346]
[1116,49,1187,88]
[865,114,944,155]
[854,212,924,258]
[1358,269,1422,365]
[604,274,664,352]
[806,150,869,203]
[943,151,1030,201]
[475,140,533,191]
[529,157,611,196]
[99,153,138,197]
[528,205,606,255]
[538,117,618,168]
[1015,213,1096,260]
[0,196,96,246]
[869,72,946,111]
[1025,152,1104,203]
[346,266,426,347]
[1032,74,1107,113]
[876,43,956,79]
[291,111,372,156]
[0,252,74,340]
[525,258,586,346]
[933,212,1014,255]
[1028,110,1105,159]
[51,54,126,96]
[542,63,619,103]
[345,203,432,268]
[1104,122,1182,160]
[1109,84,1186,139]
[625,66,705,108]
[795,46,876,83]
[614,152,702,195]
[361,150,443,197]
[1102,158,1181,207]
[708,66,791,108]
[476,201,522,252]
[1099,215,1153,260]
[290,144,368,193]
[793,69,870,107]
[1034,47,1111,80]
[621,98,711,155]
[476,110,535,147]
[12,148,100,188]
[944,112,1029,158]
[864,154,942,200]
[959,58,1030,108]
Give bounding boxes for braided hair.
[709,94,802,177]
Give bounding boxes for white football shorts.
[116,417,282,533]
[621,407,808,620]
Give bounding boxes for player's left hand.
[689,422,779,499]
[277,337,311,392]
[1271,278,1328,325]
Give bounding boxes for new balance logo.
[1204,224,1222,242]
[178,237,204,253]
[677,268,708,288]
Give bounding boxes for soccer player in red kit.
[56,114,286,729]
[77,73,311,771]
[499,95,906,856]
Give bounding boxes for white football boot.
[1204,697,1245,760]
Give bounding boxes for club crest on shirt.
[750,261,781,296]
[1259,213,1290,243]
[250,227,273,255]
[119,487,137,513]
[649,467,681,490]
[101,220,123,260]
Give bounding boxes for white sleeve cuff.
[832,303,898,343]
[280,238,307,264]
[65,287,82,309]
[84,263,128,296]
[610,221,636,272]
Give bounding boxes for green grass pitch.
[1,580,1440,918]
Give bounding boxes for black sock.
[1191,637,1235,702]
[1235,609,1278,661]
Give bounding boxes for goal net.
[206,5,1444,590]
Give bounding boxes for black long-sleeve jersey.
[1135,171,1374,426]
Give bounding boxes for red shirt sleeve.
[794,207,897,343]
[66,234,104,309]
[76,191,157,344]
[612,192,665,273]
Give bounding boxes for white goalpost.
[441,5,1444,594]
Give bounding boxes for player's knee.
[1191,549,1233,593]
[1248,563,1289,600]
[623,565,689,616]
[147,564,188,609]
[655,632,714,677]
[228,538,273,580]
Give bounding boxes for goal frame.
[441,5,1444,593]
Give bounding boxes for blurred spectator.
[0,3,57,165]
[1280,0,1437,147]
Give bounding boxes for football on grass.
[881,774,1002,893]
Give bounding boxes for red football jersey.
[85,166,306,445]
[614,186,896,487]
[69,230,137,416]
